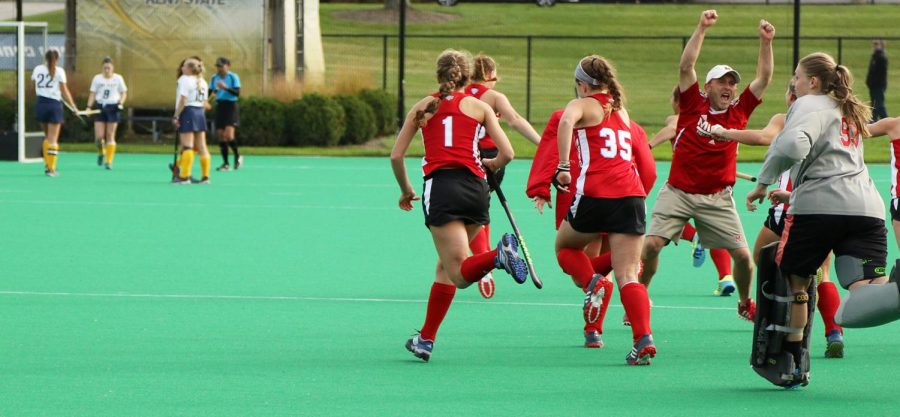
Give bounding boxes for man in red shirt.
[640,10,775,321]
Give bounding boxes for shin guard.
[751,243,816,388]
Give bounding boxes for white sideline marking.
[0,290,734,311]
[0,199,395,211]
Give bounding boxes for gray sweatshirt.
[757,94,884,219]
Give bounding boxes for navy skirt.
[178,106,207,133]
[36,96,63,124]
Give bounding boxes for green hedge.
[334,95,377,145]
[235,97,286,146]
[285,93,346,147]
[358,89,397,136]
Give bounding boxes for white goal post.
[1,22,48,163]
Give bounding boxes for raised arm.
[679,10,718,92]
[748,19,776,99]
[492,92,541,145]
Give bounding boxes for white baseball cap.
[705,65,741,84]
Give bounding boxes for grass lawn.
[4,4,899,160]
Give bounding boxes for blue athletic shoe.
[714,275,736,296]
[494,233,528,284]
[691,237,706,268]
[825,330,844,358]
[405,333,434,362]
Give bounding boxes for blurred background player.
[868,116,900,252]
[553,55,655,365]
[866,39,888,122]
[465,53,541,298]
[210,57,243,171]
[32,49,78,177]
[714,87,844,358]
[649,85,736,297]
[390,49,528,362]
[86,56,128,170]
[640,10,774,322]
[172,57,211,184]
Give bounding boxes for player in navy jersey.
[553,55,655,365]
[390,49,528,362]
[464,53,541,299]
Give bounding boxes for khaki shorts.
[647,183,748,249]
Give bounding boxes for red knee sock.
[557,248,595,289]
[817,281,843,336]
[460,249,498,282]
[420,282,457,341]
[468,225,491,255]
[620,282,652,342]
[680,222,697,242]
[590,253,613,277]
[710,249,732,279]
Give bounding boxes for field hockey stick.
[62,101,88,126]
[486,169,543,289]
[736,172,757,182]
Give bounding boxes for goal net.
[0,22,50,163]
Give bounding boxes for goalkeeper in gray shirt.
[747,52,898,387]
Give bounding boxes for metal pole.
[383,35,388,90]
[17,23,25,161]
[397,0,406,128]
[526,36,532,123]
[793,0,800,70]
[297,0,305,79]
[837,37,842,64]
[16,0,22,21]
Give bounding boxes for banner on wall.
[77,0,265,107]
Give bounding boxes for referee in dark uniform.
[210,57,242,170]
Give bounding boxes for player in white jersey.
[31,49,78,177]
[86,56,128,170]
[172,57,211,184]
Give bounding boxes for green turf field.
[1,154,899,416]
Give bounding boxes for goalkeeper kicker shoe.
[494,233,528,284]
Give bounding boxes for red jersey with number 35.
[573,94,645,199]
[670,82,761,194]
[421,92,485,179]
[465,84,498,150]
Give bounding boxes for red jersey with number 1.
[421,92,485,179]
[465,84,498,150]
[573,93,645,199]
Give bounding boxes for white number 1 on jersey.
[442,116,453,147]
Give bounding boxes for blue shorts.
[178,106,207,133]
[35,96,63,124]
[94,104,121,123]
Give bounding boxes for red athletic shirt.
[465,84,498,150]
[669,82,762,194]
[891,138,900,201]
[572,94,645,199]
[420,92,485,179]
[527,111,655,228]
[772,170,793,224]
